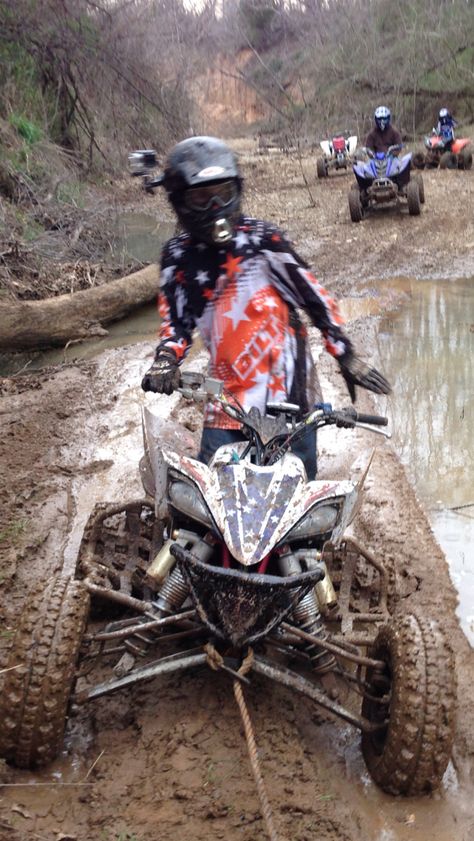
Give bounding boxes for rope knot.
[204,642,224,671]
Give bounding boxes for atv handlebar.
[177,372,390,442]
[362,144,402,159]
[304,406,389,435]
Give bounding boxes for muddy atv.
[412,134,473,170]
[0,376,456,813]
[349,145,425,222]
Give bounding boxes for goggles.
[184,180,238,211]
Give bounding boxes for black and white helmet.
[162,136,242,246]
[374,105,391,132]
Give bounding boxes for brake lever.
[354,422,392,438]
[178,374,223,403]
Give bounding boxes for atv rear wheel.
[361,613,456,795]
[459,147,473,170]
[439,151,458,169]
[413,173,425,203]
[316,157,328,178]
[407,180,421,215]
[348,187,363,222]
[0,576,89,769]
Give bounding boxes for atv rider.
[365,106,402,154]
[435,107,457,149]
[141,136,391,479]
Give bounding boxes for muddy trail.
[0,139,473,841]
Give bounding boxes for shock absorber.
[115,530,214,672]
[277,546,336,673]
[153,565,189,615]
[291,589,336,673]
[152,529,215,615]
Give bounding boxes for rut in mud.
[0,140,473,841]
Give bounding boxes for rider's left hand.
[338,354,392,403]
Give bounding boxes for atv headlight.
[285,503,340,541]
[168,480,213,528]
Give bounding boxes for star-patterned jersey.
[156,216,353,429]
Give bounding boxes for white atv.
[317,133,358,177]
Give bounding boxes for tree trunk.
[0,264,160,352]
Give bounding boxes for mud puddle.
[370,276,474,644]
[341,275,474,643]
[299,715,466,841]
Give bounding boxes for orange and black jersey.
[156,216,353,428]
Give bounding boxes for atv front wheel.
[361,613,456,796]
[348,187,363,222]
[412,173,425,204]
[316,157,328,178]
[439,151,458,169]
[0,576,89,768]
[459,147,473,170]
[407,180,421,215]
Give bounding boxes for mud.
[0,140,473,841]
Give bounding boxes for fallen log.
[0,264,160,352]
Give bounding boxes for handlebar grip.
[355,413,388,426]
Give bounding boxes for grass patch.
[56,179,86,208]
[0,518,28,545]
[9,113,42,145]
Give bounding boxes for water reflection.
[378,277,474,643]
[112,213,175,265]
[0,212,175,376]
[0,303,160,375]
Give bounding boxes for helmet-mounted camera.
[128,150,158,176]
[128,149,163,193]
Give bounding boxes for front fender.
[347,136,358,154]
[142,406,198,520]
[331,448,375,543]
[353,161,369,178]
[398,152,412,172]
[452,138,471,154]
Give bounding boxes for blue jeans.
[198,426,317,479]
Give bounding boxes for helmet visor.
[184,180,238,211]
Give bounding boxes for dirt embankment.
[0,140,473,841]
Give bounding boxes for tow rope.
[204,643,280,841]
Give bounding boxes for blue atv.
[348,145,424,222]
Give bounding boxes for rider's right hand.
[141,350,180,394]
